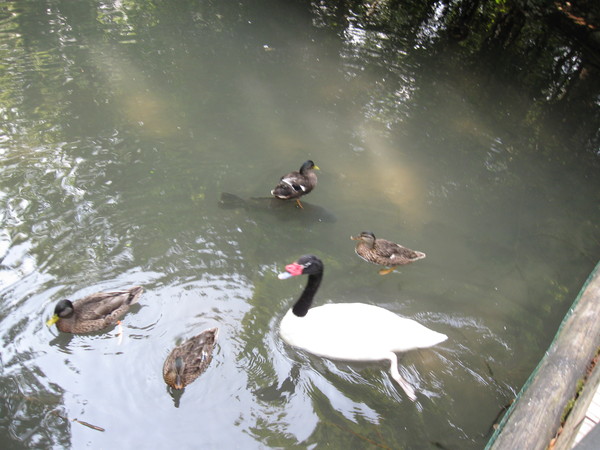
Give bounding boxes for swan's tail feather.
[388,352,416,401]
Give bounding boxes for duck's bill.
[174,373,184,390]
[350,235,360,240]
[46,315,59,326]
[278,262,304,279]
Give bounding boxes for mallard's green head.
[46,299,75,326]
[300,160,319,173]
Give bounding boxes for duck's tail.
[127,286,144,305]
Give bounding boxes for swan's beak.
[278,262,304,279]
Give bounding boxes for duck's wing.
[372,240,406,258]
[74,291,132,319]
[272,171,308,198]
[378,240,423,260]
[282,177,307,193]
[178,329,218,381]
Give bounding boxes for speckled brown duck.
[351,231,426,275]
[163,327,218,390]
[46,286,143,333]
[271,160,319,208]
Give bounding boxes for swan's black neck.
[292,272,323,317]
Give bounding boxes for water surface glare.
[0,1,598,449]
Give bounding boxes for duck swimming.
[351,231,426,275]
[271,160,319,208]
[46,286,143,333]
[278,255,446,401]
[163,327,218,390]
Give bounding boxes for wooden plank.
[487,261,600,450]
[554,348,600,449]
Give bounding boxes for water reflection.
[0,0,599,449]
[219,192,337,224]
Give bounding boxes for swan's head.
[351,231,376,244]
[278,254,323,279]
[299,160,320,174]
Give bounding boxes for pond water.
[1,1,599,449]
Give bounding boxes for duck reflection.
[219,192,336,224]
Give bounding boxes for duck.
[271,160,319,208]
[351,231,426,275]
[163,327,218,389]
[46,286,143,333]
[278,255,446,401]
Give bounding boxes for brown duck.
[351,231,426,275]
[46,286,143,333]
[163,327,218,390]
[271,160,319,208]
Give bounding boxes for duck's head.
[299,160,320,174]
[278,254,323,279]
[351,231,376,245]
[46,299,75,326]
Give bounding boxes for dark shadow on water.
[167,386,185,408]
[219,192,337,224]
[254,364,300,403]
[48,332,74,352]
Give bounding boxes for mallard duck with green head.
[351,231,426,275]
[271,160,319,208]
[46,286,143,333]
[163,327,218,390]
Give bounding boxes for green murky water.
[1,1,598,448]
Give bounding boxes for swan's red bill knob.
[278,262,304,279]
[285,263,304,276]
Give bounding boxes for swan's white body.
[279,302,446,400]
[280,303,446,361]
[278,255,447,401]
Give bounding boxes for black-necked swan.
[278,254,447,401]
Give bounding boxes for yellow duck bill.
[46,315,59,326]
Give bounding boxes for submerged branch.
[71,418,106,432]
